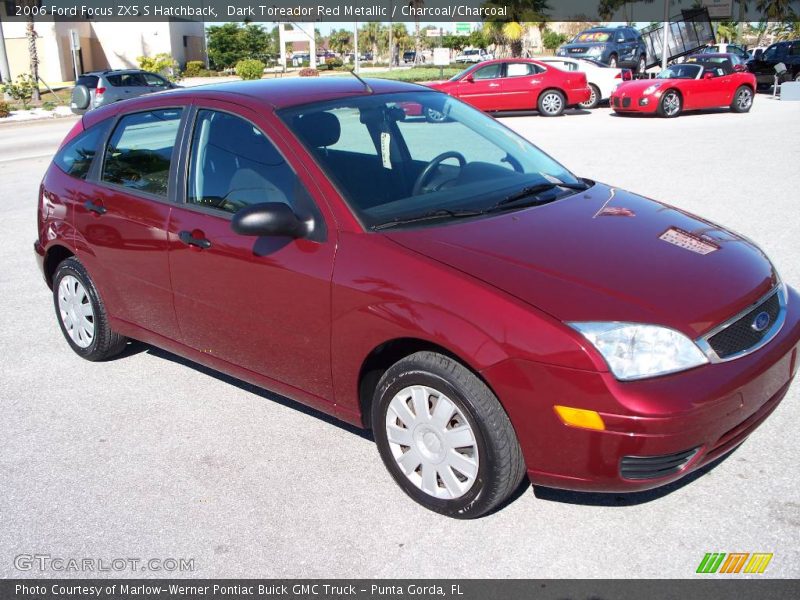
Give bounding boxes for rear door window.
[143,73,170,87]
[101,109,183,198]
[53,120,111,180]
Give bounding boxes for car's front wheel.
[730,85,753,113]
[607,54,618,68]
[579,84,601,109]
[637,55,647,74]
[53,257,128,361]
[537,89,566,117]
[372,351,526,518]
[658,90,682,117]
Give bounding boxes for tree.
[18,0,41,101]
[241,24,272,62]
[716,21,739,42]
[542,29,568,50]
[773,16,800,40]
[328,29,352,55]
[359,22,381,63]
[442,35,467,53]
[207,23,272,69]
[756,0,794,21]
[409,0,425,63]
[482,0,551,57]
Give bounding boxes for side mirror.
[464,73,474,83]
[617,37,625,43]
[703,71,715,79]
[733,64,746,72]
[231,202,307,238]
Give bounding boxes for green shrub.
[298,68,319,77]
[137,53,181,82]
[183,60,205,77]
[2,74,37,110]
[0,100,10,118]
[42,101,56,111]
[324,57,344,69]
[542,29,568,51]
[235,59,265,80]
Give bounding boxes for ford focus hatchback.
[36,78,799,518]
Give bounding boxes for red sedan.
[36,78,798,518]
[611,54,756,117]
[427,58,591,117]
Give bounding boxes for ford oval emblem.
[752,311,771,332]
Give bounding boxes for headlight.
[587,46,604,56]
[643,83,663,95]
[556,47,566,56]
[569,322,708,381]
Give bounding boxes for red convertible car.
[426,58,591,117]
[611,54,756,117]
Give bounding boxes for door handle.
[488,83,500,87]
[178,230,212,250]
[84,200,106,215]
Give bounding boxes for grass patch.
[367,67,464,83]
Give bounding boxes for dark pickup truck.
[748,40,800,87]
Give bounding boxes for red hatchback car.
[611,54,756,117]
[427,58,591,117]
[36,78,799,518]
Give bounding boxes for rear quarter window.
[53,120,112,180]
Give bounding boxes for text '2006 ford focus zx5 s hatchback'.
[36,78,799,518]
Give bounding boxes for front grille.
[620,448,699,480]
[622,97,632,108]
[707,292,781,359]
[613,97,620,107]
[568,48,585,54]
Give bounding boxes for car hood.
[426,80,455,91]
[561,42,608,51]
[384,183,776,337]
[614,79,680,95]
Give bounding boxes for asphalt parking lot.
[1,96,799,579]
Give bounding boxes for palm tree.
[482,0,550,58]
[756,0,793,21]
[773,17,800,40]
[407,0,425,63]
[359,22,381,64]
[21,0,41,101]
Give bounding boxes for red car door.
[73,105,185,339]
[455,62,506,111]
[500,62,547,110]
[166,99,337,403]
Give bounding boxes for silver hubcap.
[663,92,680,115]
[385,385,479,500]
[541,93,563,114]
[609,57,617,67]
[426,108,445,122]
[737,89,752,110]
[58,275,95,348]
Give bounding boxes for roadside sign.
[433,48,450,66]
[455,23,471,36]
[70,30,80,50]
[425,29,442,38]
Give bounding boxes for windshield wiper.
[371,208,484,230]
[487,181,589,213]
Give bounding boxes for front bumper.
[610,93,658,113]
[481,285,800,492]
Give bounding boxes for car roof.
[84,69,144,76]
[86,77,432,117]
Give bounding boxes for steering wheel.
[412,151,467,196]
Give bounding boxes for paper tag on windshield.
[380,132,392,169]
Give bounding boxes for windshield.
[574,31,612,43]
[657,64,701,79]
[278,91,582,229]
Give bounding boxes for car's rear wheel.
[537,89,566,117]
[372,351,526,518]
[607,54,618,68]
[730,85,753,113]
[53,257,128,361]
[658,90,682,117]
[579,84,601,109]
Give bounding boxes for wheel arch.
[357,337,499,429]
[43,244,75,289]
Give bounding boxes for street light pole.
[661,0,670,71]
[354,21,360,74]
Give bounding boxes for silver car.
[70,69,177,115]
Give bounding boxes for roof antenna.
[349,69,373,94]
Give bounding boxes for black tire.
[52,257,128,361]
[372,351,526,518]
[579,84,601,109]
[657,89,682,118]
[637,55,647,75]
[70,85,91,110]
[730,85,753,113]
[537,89,566,117]
[607,54,618,68]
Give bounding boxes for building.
[0,13,205,86]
